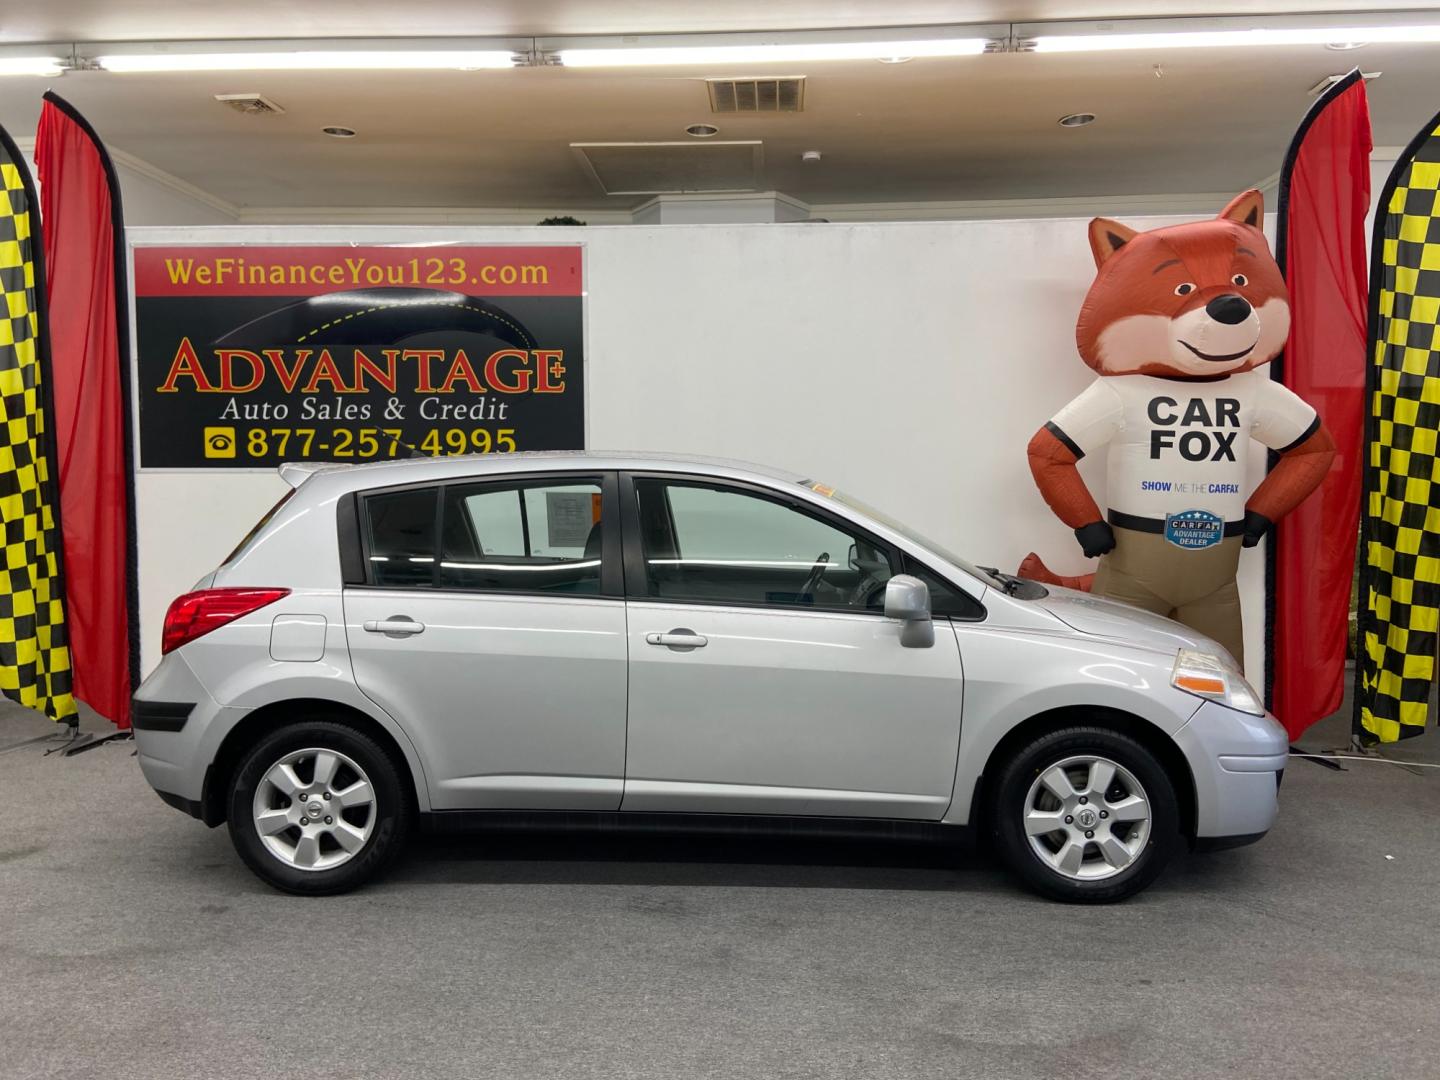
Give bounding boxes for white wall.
[128,216,1274,680]
[110,151,237,226]
[13,140,238,226]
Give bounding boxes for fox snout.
[1088,290,1288,376]
[1205,294,1252,325]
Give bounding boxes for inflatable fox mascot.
[1021,191,1334,665]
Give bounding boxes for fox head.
[1075,190,1290,378]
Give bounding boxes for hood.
[1036,586,1224,658]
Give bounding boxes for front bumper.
[1173,700,1288,841]
[154,787,205,819]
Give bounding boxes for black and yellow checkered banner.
[1356,112,1440,743]
[0,125,76,723]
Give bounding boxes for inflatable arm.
[1241,421,1336,546]
[1026,424,1115,557]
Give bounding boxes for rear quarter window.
[223,488,297,565]
[362,487,440,588]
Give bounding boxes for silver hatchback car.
[133,452,1287,902]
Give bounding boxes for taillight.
[161,588,290,655]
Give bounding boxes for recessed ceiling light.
[1058,112,1096,128]
[1325,40,1370,50]
[877,55,913,64]
[685,123,720,137]
[322,126,357,138]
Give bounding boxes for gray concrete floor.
[1292,662,1439,765]
[1,699,1437,1080]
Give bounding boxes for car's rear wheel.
[227,720,411,895]
[990,726,1180,903]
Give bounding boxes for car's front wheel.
[227,720,412,895]
[990,726,1180,903]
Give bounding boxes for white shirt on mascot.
[1047,369,1318,524]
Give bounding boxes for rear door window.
[439,479,605,595]
[356,474,618,596]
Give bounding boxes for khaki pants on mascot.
[1019,191,1335,668]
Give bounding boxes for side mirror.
[884,574,934,648]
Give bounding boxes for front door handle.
[646,628,708,651]
[363,617,426,638]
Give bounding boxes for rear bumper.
[131,700,195,732]
[1174,701,1288,840]
[133,652,238,809]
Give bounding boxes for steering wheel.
[797,551,831,601]
[847,542,890,608]
[850,571,887,609]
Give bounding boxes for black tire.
[227,720,412,895]
[989,726,1180,903]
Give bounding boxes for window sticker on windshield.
[810,483,836,498]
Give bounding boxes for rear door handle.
[363,617,426,637]
[645,628,708,651]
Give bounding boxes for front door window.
[632,479,895,611]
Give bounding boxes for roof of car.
[284,450,811,495]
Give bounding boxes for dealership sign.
[132,244,584,468]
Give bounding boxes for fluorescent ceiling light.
[1031,24,1440,52]
[95,49,518,72]
[0,56,65,76]
[556,38,990,67]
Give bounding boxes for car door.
[618,473,965,819]
[343,471,628,811]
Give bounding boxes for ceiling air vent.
[214,93,286,116]
[707,76,805,113]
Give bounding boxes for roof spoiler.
[278,461,349,488]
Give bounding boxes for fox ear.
[1088,218,1138,268]
[1219,189,1264,229]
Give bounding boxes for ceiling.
[7,1,1440,40]
[2,2,1438,212]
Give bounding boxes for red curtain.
[1270,72,1372,738]
[34,93,137,729]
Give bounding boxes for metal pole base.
[1289,744,1347,770]
[47,729,134,757]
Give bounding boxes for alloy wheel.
[251,747,377,871]
[1022,754,1152,881]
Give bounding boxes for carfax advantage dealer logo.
[132,244,585,469]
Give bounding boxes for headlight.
[1171,648,1264,715]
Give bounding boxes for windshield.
[803,481,1006,592]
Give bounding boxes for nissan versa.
[133,453,1288,902]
